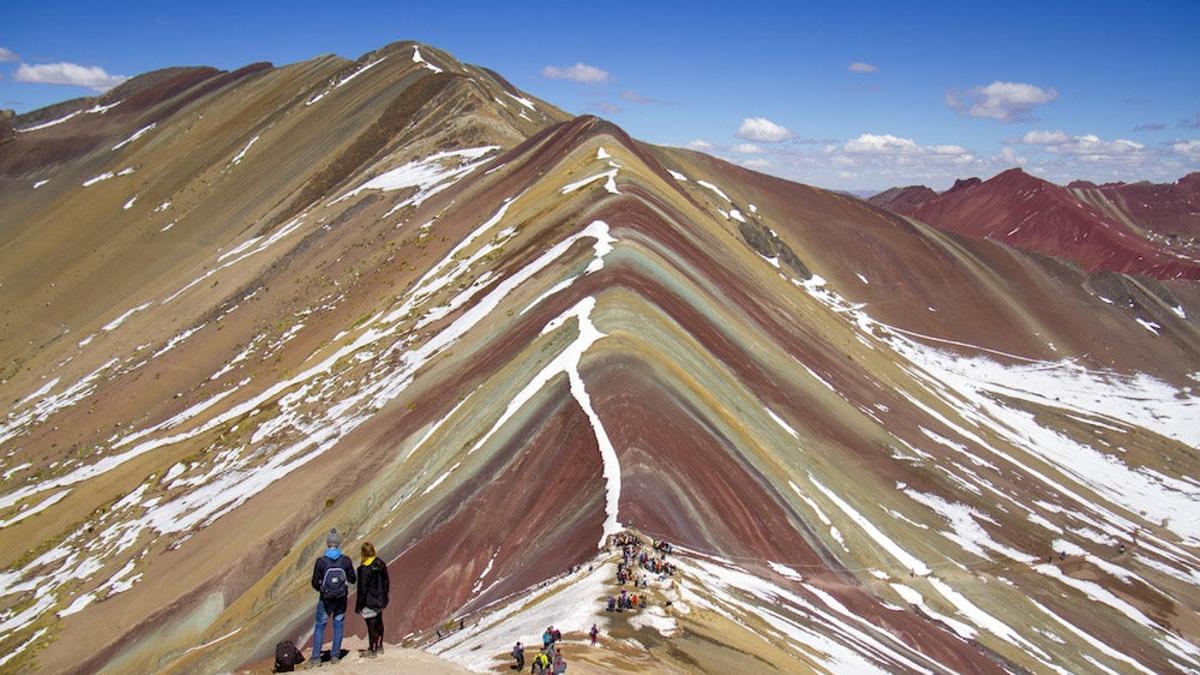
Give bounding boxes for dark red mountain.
[870,168,1200,279]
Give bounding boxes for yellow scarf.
[363,556,376,566]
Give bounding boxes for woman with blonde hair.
[355,542,390,657]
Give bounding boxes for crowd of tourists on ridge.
[272,527,675,672]
[607,533,675,612]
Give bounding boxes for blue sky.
[4,0,1199,191]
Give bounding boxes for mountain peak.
[944,176,982,195]
[867,184,937,211]
[990,166,1042,185]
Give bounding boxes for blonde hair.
[361,542,376,559]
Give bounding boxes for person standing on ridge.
[355,541,389,658]
[511,641,525,670]
[589,624,599,646]
[309,528,356,667]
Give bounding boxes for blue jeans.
[312,599,345,660]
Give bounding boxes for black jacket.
[355,557,390,613]
[312,552,356,600]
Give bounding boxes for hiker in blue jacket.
[308,528,356,667]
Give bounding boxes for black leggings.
[366,613,384,651]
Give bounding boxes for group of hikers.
[510,623,593,674]
[607,589,640,612]
[605,534,675,612]
[512,531,676,672]
[274,529,391,671]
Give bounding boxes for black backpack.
[273,639,304,672]
[320,558,349,599]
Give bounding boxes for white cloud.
[678,124,1189,192]
[685,139,713,150]
[948,81,1058,122]
[741,158,774,169]
[998,147,1026,165]
[14,62,129,91]
[848,62,878,73]
[1019,130,1071,144]
[931,144,969,155]
[840,133,975,170]
[731,142,763,154]
[736,117,793,142]
[590,101,622,115]
[620,90,669,105]
[1015,131,1145,160]
[0,47,18,62]
[541,63,612,83]
[844,133,920,154]
[1172,140,1200,159]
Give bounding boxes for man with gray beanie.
[308,528,356,667]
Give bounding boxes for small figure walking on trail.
[589,624,599,646]
[542,626,553,649]
[511,641,525,671]
[531,650,550,675]
[552,652,567,674]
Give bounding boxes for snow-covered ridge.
[332,146,500,217]
[14,100,122,133]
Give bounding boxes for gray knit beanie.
[326,528,342,548]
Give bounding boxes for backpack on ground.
[320,560,349,598]
[273,639,305,672]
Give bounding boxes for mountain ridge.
[1,39,1199,675]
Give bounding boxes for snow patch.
[231,135,259,165]
[112,123,156,151]
[696,180,732,203]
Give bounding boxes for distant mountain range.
[869,169,1200,279]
